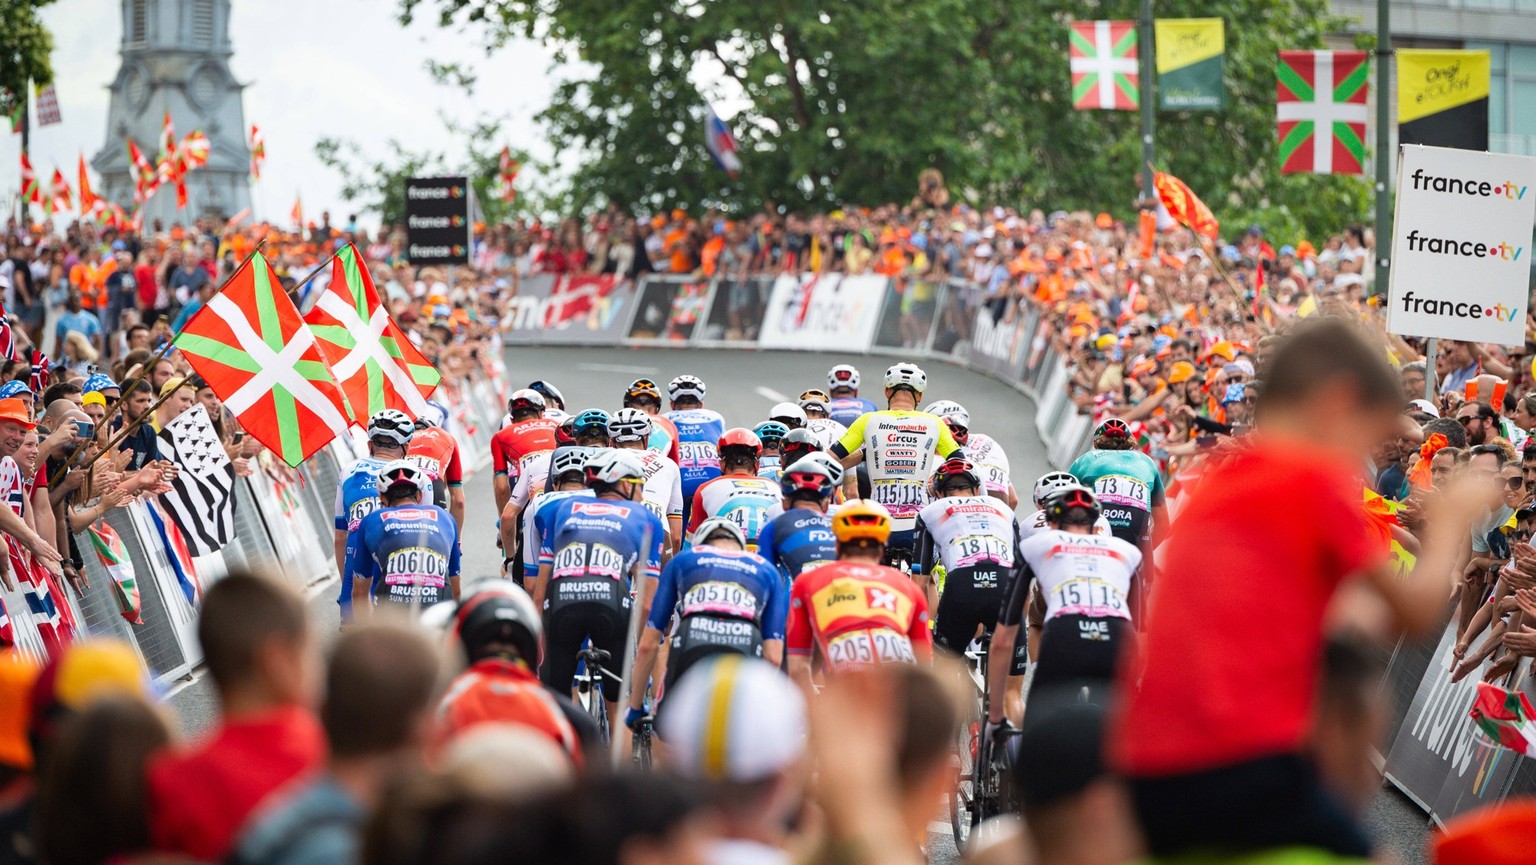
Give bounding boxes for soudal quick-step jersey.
[541,497,666,584]
[348,503,462,608]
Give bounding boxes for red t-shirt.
[146,705,325,861]
[1110,438,1382,776]
[489,418,558,478]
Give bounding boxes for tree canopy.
[1,0,57,126]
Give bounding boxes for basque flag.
[704,106,742,178]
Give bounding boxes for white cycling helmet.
[883,363,927,394]
[798,451,846,486]
[508,388,547,414]
[768,402,807,428]
[827,364,861,392]
[375,459,428,495]
[923,400,969,426]
[549,446,591,482]
[1033,471,1079,507]
[584,448,648,487]
[693,517,747,549]
[367,409,415,448]
[607,407,653,443]
[669,375,706,402]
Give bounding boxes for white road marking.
[755,385,791,404]
[578,363,660,375]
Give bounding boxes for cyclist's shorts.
[665,614,764,689]
[933,566,1005,653]
[1021,613,1133,685]
[540,577,632,703]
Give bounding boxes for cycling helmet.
[780,428,821,465]
[930,457,981,495]
[367,409,415,448]
[572,409,612,437]
[1044,484,1102,524]
[527,380,565,410]
[780,455,840,499]
[549,446,591,484]
[669,374,706,402]
[415,400,449,430]
[693,517,747,549]
[718,427,763,456]
[827,364,861,392]
[1094,417,1131,440]
[1032,471,1079,507]
[768,402,807,429]
[607,407,652,443]
[584,449,648,487]
[623,378,663,406]
[831,499,892,544]
[507,388,547,416]
[883,362,928,394]
[753,421,790,449]
[799,451,845,486]
[375,459,428,496]
[555,416,578,445]
[455,580,542,664]
[799,389,831,415]
[923,400,969,427]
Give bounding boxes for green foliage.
[396,0,1372,243]
[0,0,57,124]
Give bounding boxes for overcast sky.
[7,0,564,227]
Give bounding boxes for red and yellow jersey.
[490,418,558,478]
[787,560,932,672]
[432,659,582,767]
[408,426,463,484]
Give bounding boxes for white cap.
[1409,398,1440,418]
[659,656,806,782]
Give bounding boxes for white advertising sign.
[1387,145,1536,346]
[759,274,886,350]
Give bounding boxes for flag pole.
[51,377,193,489]
[1137,0,1156,204]
[1372,0,1393,297]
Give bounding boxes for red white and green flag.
[86,522,142,625]
[1277,50,1369,175]
[303,242,439,422]
[1070,21,1139,111]
[19,152,40,206]
[1470,681,1536,757]
[174,253,353,466]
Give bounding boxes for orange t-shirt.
[432,659,582,767]
[665,229,691,273]
[69,259,116,309]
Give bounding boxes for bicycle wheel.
[633,721,654,770]
[948,716,977,849]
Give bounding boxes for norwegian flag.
[0,595,11,647]
[29,352,49,395]
[33,84,61,126]
[0,303,16,362]
[704,105,742,177]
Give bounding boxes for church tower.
[92,0,252,225]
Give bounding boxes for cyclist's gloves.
[984,718,1015,746]
[624,706,651,732]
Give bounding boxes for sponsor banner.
[500,275,637,345]
[696,276,772,344]
[1398,50,1491,152]
[967,307,1031,380]
[873,277,942,351]
[403,177,471,265]
[759,273,887,351]
[1387,145,1536,346]
[1156,18,1225,111]
[627,276,712,343]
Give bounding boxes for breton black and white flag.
[156,404,236,557]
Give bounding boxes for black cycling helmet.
[1044,484,1102,524]
[455,580,542,664]
[527,380,566,410]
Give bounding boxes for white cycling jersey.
[915,495,1018,572]
[636,447,685,523]
[966,432,1013,497]
[522,489,594,570]
[509,450,553,512]
[807,417,848,451]
[835,410,962,533]
[1017,508,1113,542]
[1018,530,1141,622]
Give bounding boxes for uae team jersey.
[914,495,1020,576]
[807,417,848,450]
[334,456,388,619]
[541,497,666,584]
[636,447,685,524]
[646,546,788,640]
[687,474,782,549]
[407,427,463,484]
[347,503,462,608]
[523,489,594,571]
[664,408,726,496]
[1017,508,1113,542]
[645,413,683,464]
[786,561,932,671]
[490,418,559,479]
[756,508,838,580]
[835,410,961,532]
[999,529,1141,628]
[965,432,1012,497]
[828,396,878,427]
[1067,448,1166,543]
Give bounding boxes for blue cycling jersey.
[646,546,788,641]
[756,507,838,581]
[346,503,461,609]
[757,454,782,481]
[541,497,666,584]
[828,396,878,427]
[524,489,594,571]
[665,408,725,497]
[334,456,388,620]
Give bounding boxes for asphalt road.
[168,344,1433,864]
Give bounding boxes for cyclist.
[1068,417,1166,552]
[786,500,932,693]
[830,362,962,565]
[665,374,725,526]
[490,388,558,517]
[914,457,1023,655]
[406,400,465,532]
[433,580,597,767]
[779,428,822,469]
[497,380,567,429]
[622,378,681,462]
[501,409,609,575]
[1021,471,1111,540]
[626,518,787,730]
[768,402,808,432]
[753,421,790,480]
[799,389,848,451]
[533,450,665,720]
[686,428,781,550]
[987,485,1141,732]
[925,399,1019,509]
[513,446,593,580]
[334,409,414,623]
[827,363,878,426]
[757,454,843,581]
[608,407,684,553]
[346,461,461,615]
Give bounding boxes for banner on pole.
[1398,50,1491,152]
[403,177,471,265]
[1276,50,1369,175]
[1069,21,1139,111]
[1155,19,1224,111]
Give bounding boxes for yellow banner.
[1397,49,1490,123]
[1155,18,1224,71]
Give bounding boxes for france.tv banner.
[1387,145,1536,347]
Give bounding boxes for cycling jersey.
[645,413,682,464]
[1067,449,1165,545]
[914,495,1023,652]
[756,508,838,580]
[665,408,725,497]
[490,417,559,479]
[965,432,1012,498]
[347,503,462,609]
[828,395,878,427]
[999,529,1141,681]
[647,546,787,687]
[786,561,932,672]
[433,658,585,767]
[1018,508,1114,541]
[686,474,781,549]
[756,454,782,481]
[406,427,463,485]
[807,416,848,451]
[834,410,961,534]
[634,447,684,525]
[334,455,388,620]
[508,450,553,513]
[523,488,594,573]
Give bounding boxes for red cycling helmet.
[930,457,981,494]
[718,427,763,456]
[1095,417,1131,440]
[555,417,578,445]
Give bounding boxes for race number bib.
[383,546,449,589]
[678,440,720,472]
[826,627,917,671]
[681,581,760,618]
[952,533,1013,568]
[552,543,626,580]
[1050,577,1128,619]
[347,498,378,531]
[1093,475,1151,511]
[871,479,926,519]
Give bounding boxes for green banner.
[1156,18,1225,111]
